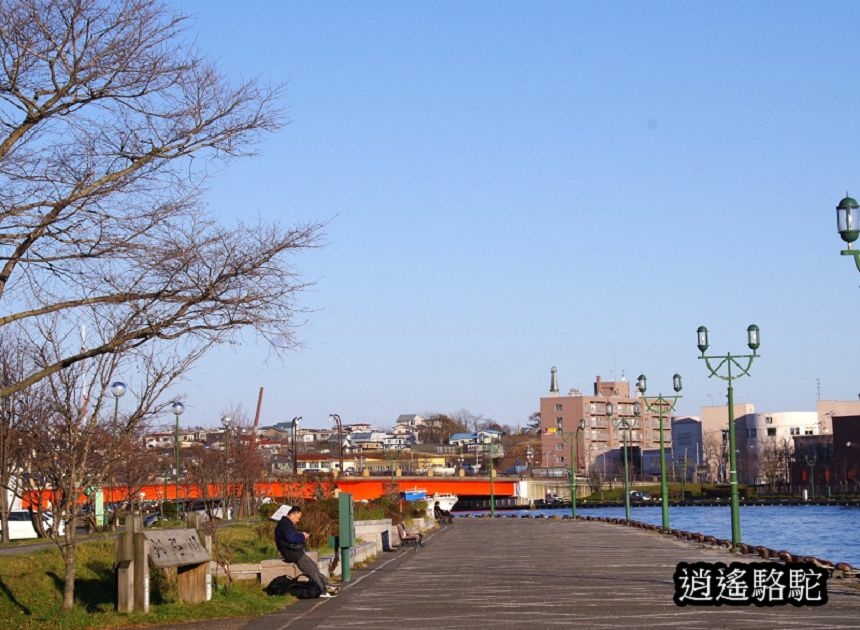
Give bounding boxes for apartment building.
[539,368,667,476]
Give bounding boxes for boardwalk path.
[175,518,860,629]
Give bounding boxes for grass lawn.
[0,521,297,629]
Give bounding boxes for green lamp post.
[565,419,587,518]
[805,453,817,501]
[170,400,185,519]
[608,401,639,523]
[836,194,860,272]
[106,380,126,526]
[696,324,761,551]
[635,373,682,531]
[482,442,500,517]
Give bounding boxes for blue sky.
[154,1,860,429]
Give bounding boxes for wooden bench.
[396,523,422,550]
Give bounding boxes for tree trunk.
[0,488,8,543]
[62,534,77,609]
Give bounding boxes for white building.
[736,411,820,484]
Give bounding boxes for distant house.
[395,414,426,427]
[448,429,504,453]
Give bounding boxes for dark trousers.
[286,552,330,591]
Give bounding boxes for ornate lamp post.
[477,440,501,516]
[171,401,185,519]
[221,415,233,517]
[696,324,761,551]
[106,380,126,526]
[835,194,860,272]
[291,416,302,475]
[607,401,639,523]
[564,420,586,518]
[329,413,343,474]
[635,373,682,531]
[805,453,817,501]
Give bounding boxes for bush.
[258,502,279,520]
[354,503,386,520]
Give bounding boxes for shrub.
[258,502,279,520]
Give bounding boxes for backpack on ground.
[265,574,294,596]
[265,573,323,599]
[288,574,324,599]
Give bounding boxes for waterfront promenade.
[166,518,860,629]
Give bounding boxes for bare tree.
[702,432,725,483]
[0,334,30,541]
[19,329,206,609]
[758,437,788,492]
[0,0,321,398]
[417,413,467,446]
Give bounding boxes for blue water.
[463,505,860,567]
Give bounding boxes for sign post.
[338,493,354,582]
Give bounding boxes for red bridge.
[25,476,521,507]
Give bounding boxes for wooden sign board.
[144,529,211,569]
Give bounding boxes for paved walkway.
[159,518,860,629]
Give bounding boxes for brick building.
[539,368,668,477]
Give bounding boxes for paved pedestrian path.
[161,518,860,629]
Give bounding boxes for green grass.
[0,522,297,629]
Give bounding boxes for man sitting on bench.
[396,521,423,550]
[434,501,453,525]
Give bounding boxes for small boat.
[402,488,458,512]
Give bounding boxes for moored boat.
[430,492,458,512]
[402,488,458,512]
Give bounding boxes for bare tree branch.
[0,0,320,398]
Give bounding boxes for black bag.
[265,575,294,596]
[265,573,323,599]
[288,574,323,599]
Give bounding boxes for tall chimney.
[550,366,559,395]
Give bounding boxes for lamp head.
[696,326,709,354]
[837,195,860,244]
[673,373,682,393]
[746,324,760,351]
[110,381,126,398]
[632,402,641,417]
[636,374,646,394]
[605,401,614,417]
[170,401,184,417]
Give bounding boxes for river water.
[464,504,860,567]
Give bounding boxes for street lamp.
[636,372,682,531]
[106,380,126,525]
[329,413,343,474]
[291,416,302,475]
[835,194,860,272]
[566,419,587,518]
[481,441,500,517]
[171,401,185,519]
[696,324,761,551]
[805,453,817,501]
[221,415,233,519]
[607,401,639,523]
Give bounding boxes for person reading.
[275,505,340,597]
